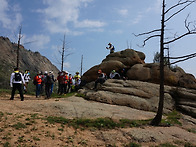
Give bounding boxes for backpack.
[46,75,53,84]
[14,73,22,81]
[33,76,38,85]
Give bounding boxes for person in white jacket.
[23,70,31,93]
[10,67,25,101]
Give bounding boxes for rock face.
[82,49,196,90]
[0,36,59,88]
[79,79,196,118]
[80,48,196,118]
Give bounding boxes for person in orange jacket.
[34,72,42,97]
[60,71,68,95]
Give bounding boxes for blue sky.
[1,0,196,76]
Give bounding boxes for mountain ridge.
[0,36,59,88]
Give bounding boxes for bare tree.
[53,34,72,72]
[134,0,196,126]
[16,25,23,68]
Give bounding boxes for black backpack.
[46,75,52,84]
[14,73,22,81]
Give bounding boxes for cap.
[98,69,102,73]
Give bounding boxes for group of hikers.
[33,70,81,98]
[10,67,127,101]
[10,67,82,101]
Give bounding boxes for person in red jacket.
[34,72,42,98]
[62,71,69,95]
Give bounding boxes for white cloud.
[75,19,106,28]
[0,0,22,30]
[118,9,128,17]
[132,14,143,24]
[39,0,104,35]
[24,34,50,51]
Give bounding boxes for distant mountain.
[0,36,59,88]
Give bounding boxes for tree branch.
[139,35,161,47]
[166,52,196,59]
[164,14,196,44]
[133,29,161,37]
[170,54,196,64]
[165,0,195,14]
[164,32,196,44]
[165,0,195,22]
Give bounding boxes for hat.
[112,70,116,73]
[44,71,48,74]
[98,69,102,73]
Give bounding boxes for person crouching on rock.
[109,70,120,79]
[93,69,106,90]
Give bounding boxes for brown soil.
[0,94,195,147]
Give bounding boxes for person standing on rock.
[106,43,115,54]
[10,67,25,101]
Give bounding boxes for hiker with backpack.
[43,71,53,99]
[10,67,25,101]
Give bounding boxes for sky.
[1,0,196,76]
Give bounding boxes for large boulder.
[102,49,145,65]
[79,79,175,113]
[79,79,196,118]
[82,49,144,83]
[127,63,196,89]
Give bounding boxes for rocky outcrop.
[0,36,59,88]
[82,49,145,83]
[82,49,196,90]
[79,79,196,118]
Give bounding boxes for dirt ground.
[0,94,196,147]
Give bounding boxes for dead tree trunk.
[17,26,22,68]
[150,0,166,126]
[61,35,65,72]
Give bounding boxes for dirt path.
[0,94,196,147]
